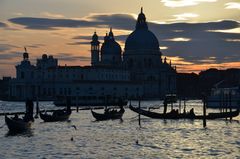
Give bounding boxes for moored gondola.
[129,105,239,120]
[5,99,34,133]
[91,106,125,121]
[5,115,32,132]
[40,99,72,122]
[39,110,71,122]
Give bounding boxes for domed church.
[91,8,176,98]
[10,8,176,101]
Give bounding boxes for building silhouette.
[9,8,176,102]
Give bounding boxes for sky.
[0,0,240,78]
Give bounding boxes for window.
[21,72,24,79]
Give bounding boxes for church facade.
[9,9,176,102]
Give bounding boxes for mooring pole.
[229,92,232,121]
[203,95,207,128]
[183,98,186,114]
[34,97,39,118]
[179,98,181,114]
[138,97,141,128]
[76,96,79,113]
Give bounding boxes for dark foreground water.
[0,100,239,159]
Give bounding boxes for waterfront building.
[9,8,176,103]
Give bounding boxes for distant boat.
[129,105,239,120]
[91,106,125,121]
[5,115,32,132]
[206,83,240,109]
[39,109,71,122]
[54,96,128,107]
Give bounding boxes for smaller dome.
[101,40,121,55]
[101,28,122,55]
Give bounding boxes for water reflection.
[5,129,33,137]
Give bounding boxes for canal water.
[0,100,239,159]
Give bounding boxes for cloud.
[56,53,90,62]
[8,13,135,30]
[164,37,191,42]
[72,34,128,43]
[41,12,65,18]
[67,41,90,45]
[55,53,91,62]
[160,0,217,8]
[12,12,24,16]
[225,2,240,10]
[26,44,46,48]
[0,44,20,52]
[172,13,199,21]
[0,51,20,60]
[0,22,7,28]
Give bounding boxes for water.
[0,100,239,159]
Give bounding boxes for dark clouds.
[67,41,90,45]
[0,22,7,28]
[26,44,46,48]
[150,20,240,63]
[56,53,90,62]
[8,14,135,30]
[8,14,240,65]
[0,51,20,60]
[0,44,20,52]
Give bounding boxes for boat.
[194,110,239,119]
[54,95,128,107]
[39,109,71,122]
[91,106,125,121]
[129,105,239,120]
[129,105,194,119]
[206,82,240,109]
[5,115,32,132]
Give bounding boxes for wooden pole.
[76,96,79,112]
[229,92,232,121]
[179,98,181,114]
[34,97,39,118]
[203,96,207,128]
[138,97,141,128]
[183,98,186,114]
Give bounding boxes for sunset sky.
[0,0,240,78]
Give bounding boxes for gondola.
[39,109,71,122]
[5,115,32,132]
[194,110,239,119]
[129,105,239,120]
[91,107,125,121]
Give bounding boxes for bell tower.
[90,31,100,66]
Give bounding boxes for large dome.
[124,8,160,52]
[125,29,159,51]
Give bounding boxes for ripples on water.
[0,100,239,159]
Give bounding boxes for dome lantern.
[136,7,148,30]
[109,27,114,40]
